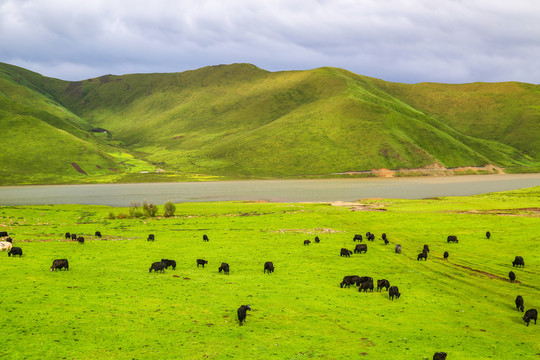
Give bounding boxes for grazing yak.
[340,275,361,288]
[77,236,84,244]
[8,247,22,257]
[353,234,363,242]
[382,233,387,241]
[71,233,77,241]
[377,279,390,292]
[264,261,274,274]
[389,286,401,300]
[515,295,524,312]
[51,259,69,271]
[423,244,430,253]
[218,262,230,275]
[149,261,166,273]
[340,248,352,257]
[368,233,375,241]
[444,251,449,260]
[64,232,71,239]
[523,309,537,326]
[197,259,208,268]
[417,252,428,261]
[509,271,516,283]
[203,234,209,242]
[447,235,458,243]
[433,352,447,360]
[0,241,13,252]
[161,259,176,270]
[512,256,525,268]
[354,244,367,254]
[395,244,402,254]
[95,231,102,238]
[486,231,491,239]
[5,237,12,243]
[147,234,155,241]
[314,236,320,243]
[237,304,251,326]
[0,231,8,237]
[359,280,374,292]
[359,276,373,283]
[304,240,311,246]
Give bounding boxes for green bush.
[163,200,176,217]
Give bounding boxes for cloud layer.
[1,0,539,83]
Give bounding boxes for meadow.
[0,187,539,359]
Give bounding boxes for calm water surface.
[0,174,539,206]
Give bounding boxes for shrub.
[163,201,176,217]
[142,200,158,217]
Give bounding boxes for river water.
[0,174,538,207]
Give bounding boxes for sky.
[1,0,540,84]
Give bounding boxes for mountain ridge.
[1,62,538,184]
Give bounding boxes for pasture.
[0,187,539,359]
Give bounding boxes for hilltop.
[1,62,539,184]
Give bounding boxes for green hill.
[1,62,539,184]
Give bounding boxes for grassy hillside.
[0,188,538,359]
[1,62,539,184]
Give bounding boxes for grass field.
[0,187,539,359]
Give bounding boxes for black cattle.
[203,234,209,242]
[377,279,390,292]
[359,280,374,292]
[382,233,387,241]
[512,256,525,268]
[77,236,84,244]
[264,261,274,274]
[340,248,352,257]
[444,251,449,260]
[523,309,537,326]
[314,236,320,243]
[359,276,373,283]
[50,259,69,271]
[149,261,166,273]
[353,234,363,242]
[395,244,402,254]
[64,232,71,239]
[8,247,22,257]
[237,304,251,326]
[161,259,177,270]
[147,234,155,241]
[354,244,367,254]
[5,237,12,243]
[389,286,401,300]
[0,231,8,237]
[447,235,458,243]
[515,295,524,312]
[417,252,428,261]
[304,240,311,246]
[423,244,430,253]
[433,352,447,360]
[509,271,516,283]
[383,237,389,245]
[340,275,361,288]
[486,231,491,239]
[95,231,102,238]
[197,259,208,268]
[71,233,77,241]
[218,262,230,275]
[368,233,375,241]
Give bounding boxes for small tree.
[163,201,176,217]
[142,200,158,217]
[129,201,143,218]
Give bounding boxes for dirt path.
[333,163,505,177]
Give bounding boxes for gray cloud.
[1,0,539,83]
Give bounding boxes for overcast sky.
[1,0,540,83]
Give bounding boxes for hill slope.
[1,62,539,184]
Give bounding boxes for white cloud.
[1,0,539,83]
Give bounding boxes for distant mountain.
[1,62,538,184]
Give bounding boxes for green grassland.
[0,188,539,359]
[1,62,539,185]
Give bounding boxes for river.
[0,174,538,207]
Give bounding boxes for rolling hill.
[1,62,539,184]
